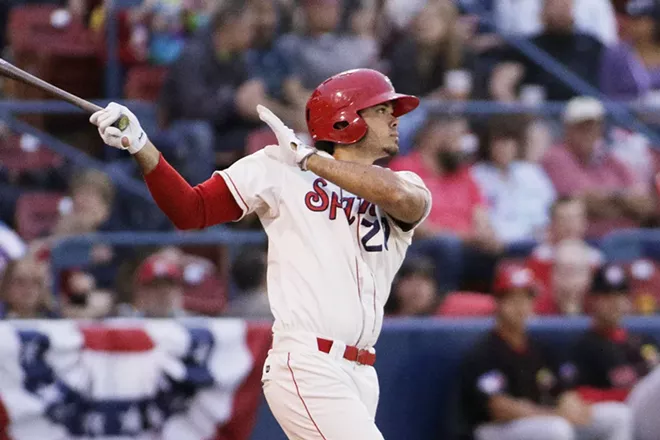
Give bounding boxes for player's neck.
[333,147,378,165]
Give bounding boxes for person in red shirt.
[390,115,501,293]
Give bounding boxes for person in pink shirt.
[390,115,501,293]
[542,96,655,239]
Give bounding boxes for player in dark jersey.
[572,264,660,440]
[459,263,632,440]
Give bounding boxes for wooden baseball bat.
[0,58,129,130]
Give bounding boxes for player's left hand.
[257,104,317,171]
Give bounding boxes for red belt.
[316,338,376,366]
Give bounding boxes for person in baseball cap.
[492,263,539,338]
[119,253,186,318]
[571,264,657,440]
[582,263,633,340]
[458,262,632,440]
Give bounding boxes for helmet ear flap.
[333,121,349,130]
[329,111,368,144]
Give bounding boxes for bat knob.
[113,115,130,131]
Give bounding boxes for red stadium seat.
[436,291,496,317]
[0,134,63,173]
[245,127,278,155]
[14,192,66,241]
[124,66,169,101]
[6,5,102,104]
[180,254,228,316]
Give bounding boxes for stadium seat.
[14,192,66,241]
[626,259,660,315]
[124,65,169,101]
[0,133,63,173]
[7,5,101,101]
[180,254,228,316]
[245,127,278,155]
[436,291,496,317]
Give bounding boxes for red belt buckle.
[316,338,375,366]
[355,349,376,366]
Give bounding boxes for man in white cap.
[541,96,654,239]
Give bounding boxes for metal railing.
[49,229,266,303]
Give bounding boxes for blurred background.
[3,0,660,439]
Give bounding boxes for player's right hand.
[89,102,147,155]
[256,104,320,171]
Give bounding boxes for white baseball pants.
[627,364,660,440]
[262,331,384,440]
[475,402,632,440]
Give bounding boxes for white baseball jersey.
[218,146,431,348]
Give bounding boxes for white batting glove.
[257,104,318,171]
[89,102,148,155]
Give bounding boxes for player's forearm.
[488,395,555,422]
[133,141,161,175]
[305,154,426,223]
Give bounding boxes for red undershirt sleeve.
[143,154,243,229]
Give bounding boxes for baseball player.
[570,264,660,440]
[459,264,632,440]
[89,68,431,439]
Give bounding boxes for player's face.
[360,102,399,158]
[498,289,534,332]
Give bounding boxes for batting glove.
[257,104,319,171]
[89,102,148,155]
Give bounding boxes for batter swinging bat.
[0,58,129,130]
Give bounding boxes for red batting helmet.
[305,69,420,144]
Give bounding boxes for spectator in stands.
[385,257,438,317]
[390,116,502,293]
[158,0,267,164]
[275,0,379,92]
[490,0,605,101]
[0,256,56,319]
[117,252,186,318]
[52,169,124,289]
[59,270,114,319]
[228,246,271,320]
[0,221,26,284]
[534,238,596,315]
[527,197,603,287]
[601,0,660,101]
[542,97,655,238]
[523,118,554,164]
[459,263,633,440]
[571,264,660,440]
[53,169,117,237]
[493,0,618,46]
[245,0,307,133]
[472,115,556,246]
[387,0,475,99]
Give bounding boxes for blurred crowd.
[1,0,660,323]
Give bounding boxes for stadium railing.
[48,228,266,300]
[460,2,660,146]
